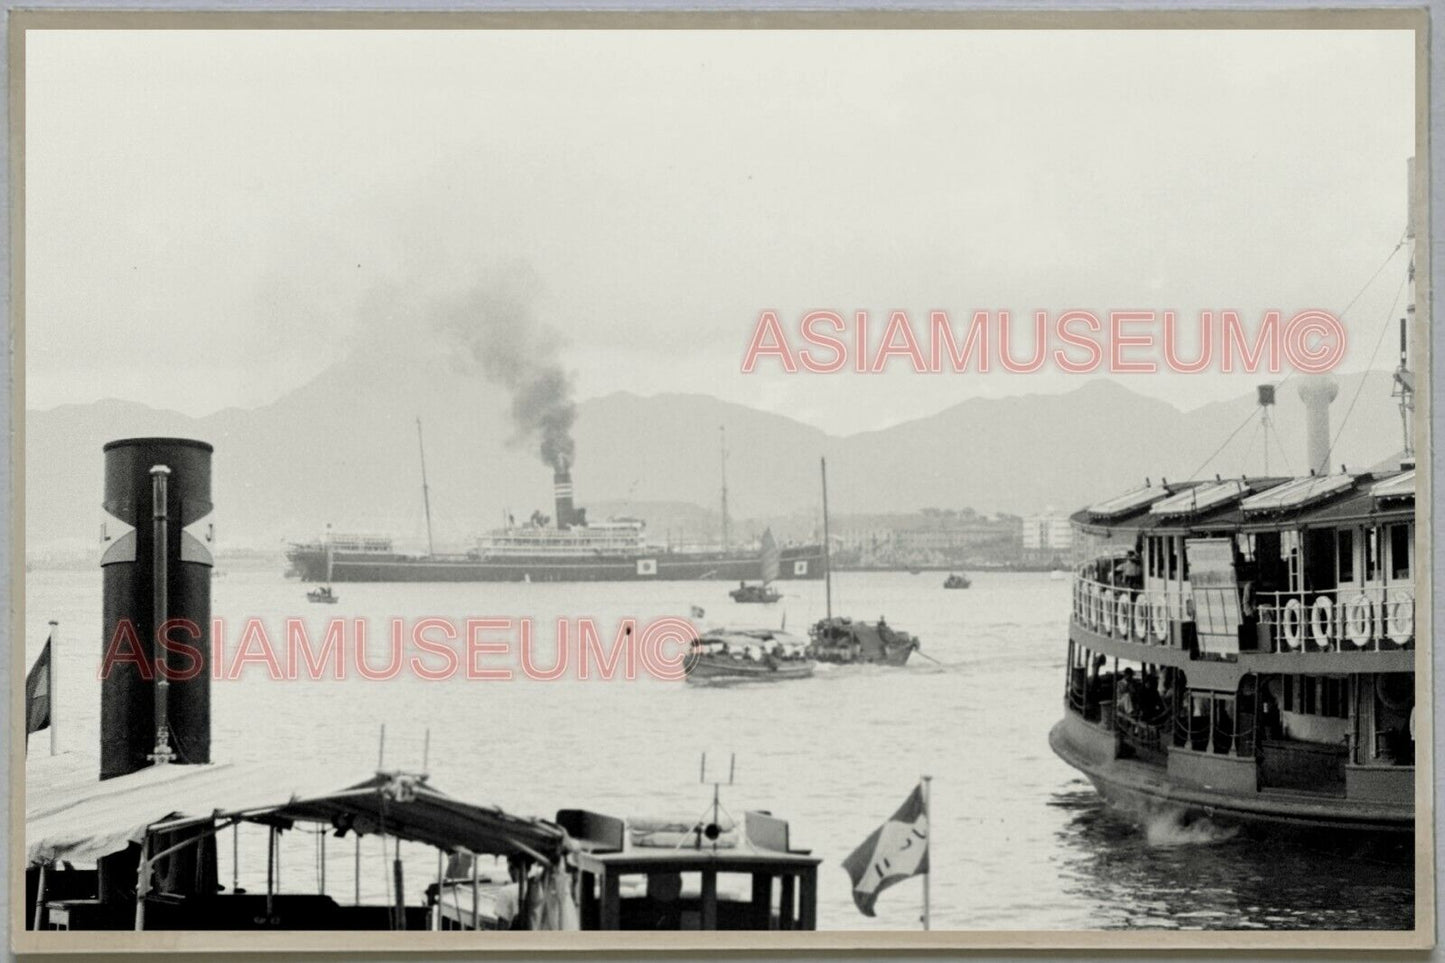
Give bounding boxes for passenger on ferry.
[1115,550,1143,589]
[1139,672,1167,725]
[1116,668,1138,717]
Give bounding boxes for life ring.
[1386,593,1414,645]
[1149,595,1168,642]
[1310,596,1334,650]
[1240,581,1257,619]
[1280,598,1304,651]
[1115,593,1132,637]
[1375,673,1413,712]
[1132,593,1149,640]
[1343,593,1373,648]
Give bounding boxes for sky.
[23,27,1418,434]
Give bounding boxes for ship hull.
[685,657,815,684]
[1049,714,1413,841]
[286,545,827,583]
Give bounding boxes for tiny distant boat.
[943,573,971,589]
[907,567,922,575]
[730,530,782,603]
[1049,568,1067,581]
[308,546,339,602]
[685,629,815,683]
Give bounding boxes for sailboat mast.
[416,417,435,557]
[719,426,730,552]
[821,456,832,619]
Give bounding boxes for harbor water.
[24,567,1414,931]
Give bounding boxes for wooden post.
[433,848,444,930]
[798,867,816,930]
[393,838,406,930]
[700,870,717,930]
[32,863,47,931]
[600,872,620,930]
[470,851,480,930]
[779,874,795,930]
[134,837,150,931]
[750,872,772,929]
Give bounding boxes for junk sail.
[760,529,780,585]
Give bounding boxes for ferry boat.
[1050,169,1423,845]
[286,423,826,583]
[1050,382,1418,843]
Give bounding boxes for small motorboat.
[307,586,339,604]
[684,629,815,683]
[729,582,781,604]
[943,573,971,589]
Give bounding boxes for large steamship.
[286,438,827,583]
[1050,167,1423,844]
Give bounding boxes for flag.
[842,783,929,917]
[26,636,52,735]
[690,605,705,619]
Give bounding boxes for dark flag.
[842,783,929,917]
[26,636,53,735]
[690,605,705,619]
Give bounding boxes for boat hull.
[286,545,827,583]
[685,657,815,683]
[1049,713,1414,841]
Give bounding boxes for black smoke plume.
[437,268,576,471]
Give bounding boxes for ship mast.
[1393,156,1418,468]
[719,426,730,552]
[416,417,435,556]
[821,456,832,620]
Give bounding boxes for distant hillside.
[25,352,1404,557]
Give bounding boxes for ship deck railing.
[1070,575,1414,654]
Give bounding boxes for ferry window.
[1188,693,1212,751]
[1234,533,1255,564]
[1365,529,1382,581]
[1389,524,1411,580]
[1337,530,1355,583]
[1212,695,1235,755]
[1166,538,1180,581]
[1321,677,1348,719]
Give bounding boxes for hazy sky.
[24,28,1417,433]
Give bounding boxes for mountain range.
[24,350,1406,556]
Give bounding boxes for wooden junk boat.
[729,530,782,604]
[943,573,971,590]
[805,457,922,667]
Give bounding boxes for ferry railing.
[1255,585,1415,654]
[1070,575,1174,646]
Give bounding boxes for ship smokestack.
[1296,375,1339,475]
[100,438,213,779]
[554,462,575,530]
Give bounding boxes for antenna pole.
[821,457,832,619]
[416,418,435,556]
[719,426,730,552]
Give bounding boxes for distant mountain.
[25,354,1406,556]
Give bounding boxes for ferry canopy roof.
[26,756,565,867]
[1240,473,1356,516]
[1371,469,1416,502]
[1148,478,1260,519]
